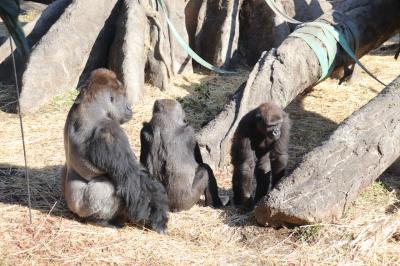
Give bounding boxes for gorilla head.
[255,101,285,140]
[152,99,186,126]
[78,69,133,124]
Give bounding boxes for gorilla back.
[62,68,168,233]
[140,99,225,212]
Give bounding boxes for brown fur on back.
[80,69,125,102]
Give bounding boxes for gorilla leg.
[64,170,122,224]
[254,154,272,203]
[232,158,255,207]
[142,177,169,234]
[169,167,208,211]
[198,164,227,208]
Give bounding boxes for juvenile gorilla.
[62,68,168,233]
[231,102,290,209]
[140,99,225,212]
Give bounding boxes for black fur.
[63,69,168,233]
[231,102,290,209]
[140,99,225,212]
[86,120,169,232]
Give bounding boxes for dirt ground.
[0,7,400,265]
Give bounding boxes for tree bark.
[0,0,71,83]
[143,0,193,91]
[254,75,400,227]
[108,0,193,102]
[239,0,335,66]
[192,0,243,68]
[197,0,400,169]
[109,0,147,103]
[18,0,118,113]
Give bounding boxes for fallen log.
[18,0,118,113]
[197,0,400,169]
[239,0,335,66]
[254,75,400,226]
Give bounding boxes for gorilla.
[62,68,168,233]
[231,101,290,209]
[140,99,227,212]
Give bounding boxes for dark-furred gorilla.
[140,99,226,212]
[231,102,290,209]
[62,68,168,233]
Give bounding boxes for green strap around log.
[291,19,387,86]
[156,0,235,74]
[263,3,386,86]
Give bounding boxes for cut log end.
[253,204,311,228]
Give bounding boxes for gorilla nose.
[272,128,281,139]
[125,105,133,118]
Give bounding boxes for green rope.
[264,0,302,24]
[156,0,235,74]
[262,2,386,86]
[291,25,337,81]
[290,18,387,86]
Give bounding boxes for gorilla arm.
[269,113,290,186]
[231,134,257,206]
[86,120,168,232]
[194,142,224,207]
[140,123,155,177]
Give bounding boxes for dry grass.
[0,40,400,265]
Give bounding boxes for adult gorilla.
[140,99,227,212]
[62,68,168,233]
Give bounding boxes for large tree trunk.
[239,0,334,66]
[197,0,400,169]
[18,0,118,113]
[109,0,193,102]
[143,0,193,91]
[0,0,71,91]
[108,0,147,103]
[254,75,400,227]
[192,0,243,68]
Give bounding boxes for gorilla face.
[90,86,132,125]
[108,90,133,124]
[255,113,282,140]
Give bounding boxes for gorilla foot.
[220,195,230,206]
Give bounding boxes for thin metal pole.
[9,37,32,224]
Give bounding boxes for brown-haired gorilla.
[62,68,168,233]
[231,101,290,209]
[140,99,227,212]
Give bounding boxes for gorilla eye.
[110,96,114,102]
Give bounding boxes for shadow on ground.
[380,160,400,214]
[0,164,70,219]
